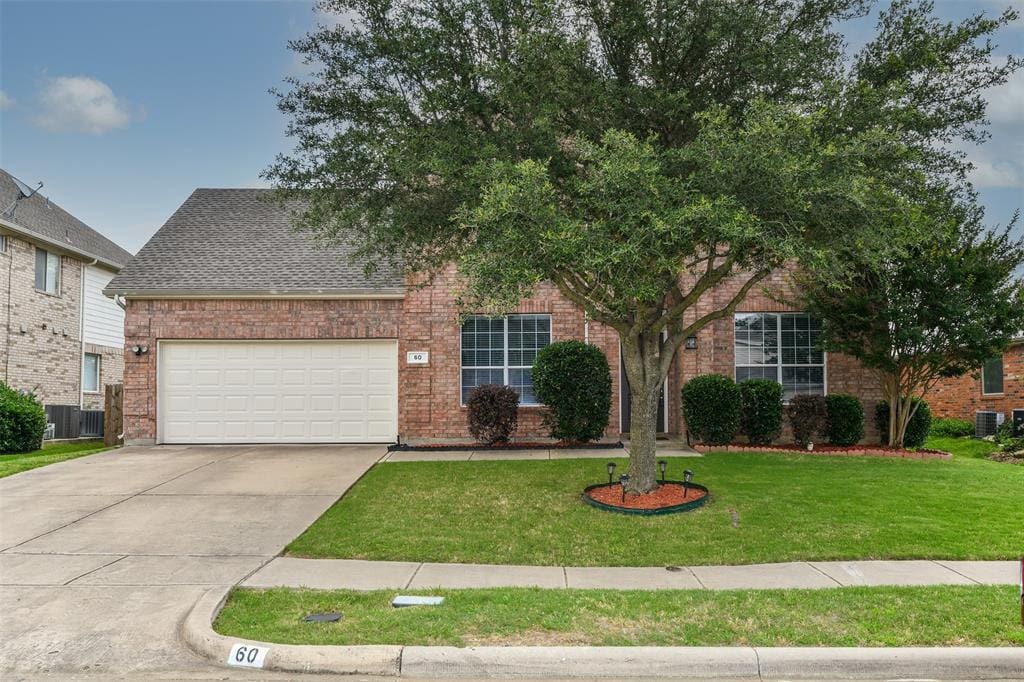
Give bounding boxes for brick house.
[107,188,882,446]
[1,169,133,437]
[929,337,1024,433]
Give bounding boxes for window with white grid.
[461,314,551,404]
[734,313,825,401]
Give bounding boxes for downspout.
[584,312,590,344]
[3,234,14,384]
[79,259,98,410]
[113,294,127,442]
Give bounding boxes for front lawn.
[215,585,1024,647]
[286,438,1023,566]
[0,440,112,478]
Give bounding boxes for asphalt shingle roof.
[0,169,133,269]
[105,188,404,296]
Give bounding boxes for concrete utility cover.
[392,595,445,607]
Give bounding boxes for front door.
[619,350,667,434]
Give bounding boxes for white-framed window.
[83,353,101,393]
[734,312,825,401]
[460,314,552,405]
[982,357,1004,395]
[34,247,60,294]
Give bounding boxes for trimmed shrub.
[929,418,974,438]
[786,394,827,448]
[0,382,47,454]
[466,384,519,445]
[532,340,611,442]
[875,398,932,448]
[738,379,783,445]
[825,394,864,446]
[681,374,741,445]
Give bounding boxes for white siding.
[83,265,125,348]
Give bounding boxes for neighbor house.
[106,189,882,446]
[0,169,133,437]
[929,336,1024,435]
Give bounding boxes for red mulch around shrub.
[691,443,951,459]
[586,482,708,510]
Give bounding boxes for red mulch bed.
[692,443,951,460]
[586,482,708,510]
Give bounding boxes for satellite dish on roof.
[12,177,41,198]
[2,177,43,218]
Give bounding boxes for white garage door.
[158,340,398,444]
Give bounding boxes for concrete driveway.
[0,444,384,677]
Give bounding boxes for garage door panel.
[158,341,397,444]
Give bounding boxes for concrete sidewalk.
[383,443,700,462]
[242,557,1019,591]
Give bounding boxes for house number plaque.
[407,351,429,365]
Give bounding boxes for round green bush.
[738,379,783,445]
[532,340,611,442]
[929,418,974,438]
[466,384,519,445]
[875,398,932,448]
[682,374,741,445]
[825,394,864,446]
[0,382,47,454]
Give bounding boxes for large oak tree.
[267,0,1019,492]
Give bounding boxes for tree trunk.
[621,333,666,494]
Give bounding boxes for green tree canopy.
[267,0,1019,491]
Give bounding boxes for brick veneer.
[929,343,1024,422]
[122,298,403,443]
[1,234,84,405]
[123,265,888,445]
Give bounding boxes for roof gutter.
[0,217,126,271]
[102,288,406,300]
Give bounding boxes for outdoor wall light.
[606,461,617,485]
[619,473,630,502]
[658,460,667,483]
[685,335,698,350]
[131,345,149,356]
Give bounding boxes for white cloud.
[32,76,137,134]
[968,156,1023,188]
[0,91,13,110]
[984,67,1024,125]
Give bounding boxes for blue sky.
[0,0,1021,254]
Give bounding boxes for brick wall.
[82,342,124,410]
[670,267,884,443]
[929,343,1024,423]
[1,234,83,405]
[398,266,618,439]
[122,298,404,443]
[122,266,888,444]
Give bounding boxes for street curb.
[181,587,1024,678]
[179,587,402,676]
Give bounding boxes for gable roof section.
[0,169,133,270]
[105,188,404,298]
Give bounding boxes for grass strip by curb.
[215,585,1024,648]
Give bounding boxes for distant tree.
[267,0,1019,491]
[797,212,1024,447]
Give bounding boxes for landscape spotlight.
[658,460,667,483]
[619,473,630,503]
[606,461,616,485]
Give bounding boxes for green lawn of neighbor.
[215,585,1024,647]
[0,440,113,478]
[285,437,1023,566]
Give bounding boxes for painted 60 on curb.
[227,643,269,668]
